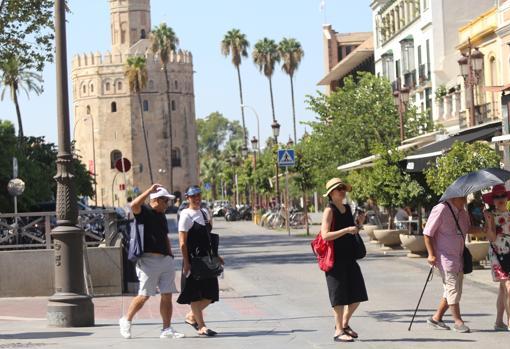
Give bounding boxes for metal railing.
[0,209,119,250]
[404,69,417,89]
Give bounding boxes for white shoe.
[160,326,185,339]
[119,317,132,339]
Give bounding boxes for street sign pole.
[285,167,290,236]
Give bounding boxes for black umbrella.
[439,168,510,202]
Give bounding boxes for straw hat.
[323,178,352,197]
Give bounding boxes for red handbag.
[311,209,335,272]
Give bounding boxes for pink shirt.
[423,201,470,273]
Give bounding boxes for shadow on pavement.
[366,310,491,323]
[0,331,92,339]
[216,329,316,338]
[361,338,476,343]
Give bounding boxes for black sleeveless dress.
[177,215,219,305]
[325,204,368,307]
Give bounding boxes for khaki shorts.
[438,269,463,305]
[136,254,178,296]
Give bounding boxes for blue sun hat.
[185,185,202,197]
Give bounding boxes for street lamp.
[251,136,259,151]
[47,0,94,327]
[458,38,484,127]
[241,146,248,158]
[240,104,260,152]
[393,86,410,142]
[271,120,281,203]
[250,136,259,211]
[287,137,294,148]
[230,154,239,206]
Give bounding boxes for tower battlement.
[72,49,193,69]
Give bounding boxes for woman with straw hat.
[321,178,368,342]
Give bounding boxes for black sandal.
[333,332,354,342]
[185,320,199,330]
[342,326,358,339]
[198,329,217,337]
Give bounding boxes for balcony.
[418,63,430,85]
[391,80,401,92]
[403,70,417,89]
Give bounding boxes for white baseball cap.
[149,187,175,200]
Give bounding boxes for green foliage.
[221,29,250,67]
[197,112,243,157]
[425,141,500,195]
[0,120,93,212]
[278,38,304,77]
[150,23,179,65]
[0,0,55,72]
[252,38,280,78]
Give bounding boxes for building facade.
[72,0,199,206]
[319,26,374,93]
[371,0,494,133]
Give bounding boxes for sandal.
[185,320,199,330]
[198,328,217,337]
[333,332,354,342]
[342,325,358,339]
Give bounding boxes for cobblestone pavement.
[0,216,507,348]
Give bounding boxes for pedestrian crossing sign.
[277,149,295,167]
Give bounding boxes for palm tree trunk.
[268,77,280,202]
[236,65,247,147]
[268,77,276,122]
[290,74,297,144]
[13,90,24,139]
[163,64,174,192]
[137,92,154,184]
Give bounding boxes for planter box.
[466,241,489,265]
[400,234,427,258]
[362,224,378,241]
[374,229,405,247]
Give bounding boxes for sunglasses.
[335,186,347,192]
[158,198,169,204]
[493,194,507,200]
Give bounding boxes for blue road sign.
[204,182,212,191]
[277,149,295,167]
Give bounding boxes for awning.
[483,84,510,93]
[401,121,502,173]
[318,36,374,86]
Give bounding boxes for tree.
[278,38,304,144]
[151,22,179,192]
[221,29,250,148]
[125,56,153,184]
[0,56,43,139]
[196,112,244,157]
[253,38,281,124]
[0,0,55,72]
[425,141,500,196]
[200,157,223,200]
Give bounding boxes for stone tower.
[72,0,199,206]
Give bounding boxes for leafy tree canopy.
[197,112,243,157]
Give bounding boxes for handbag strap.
[199,209,214,256]
[444,202,467,244]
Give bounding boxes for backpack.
[128,221,144,262]
[311,207,335,272]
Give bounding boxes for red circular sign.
[115,158,131,172]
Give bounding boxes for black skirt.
[177,273,219,305]
[325,260,368,307]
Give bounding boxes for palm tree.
[278,38,304,144]
[200,157,222,200]
[151,23,179,192]
[125,56,154,184]
[252,38,280,124]
[221,29,250,148]
[0,56,43,139]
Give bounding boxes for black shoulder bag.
[445,202,473,274]
[190,210,224,280]
[489,233,510,274]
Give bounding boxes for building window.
[141,29,146,39]
[90,84,94,93]
[171,148,181,167]
[111,101,117,112]
[171,100,176,111]
[149,80,154,90]
[105,82,111,91]
[143,100,149,111]
[86,105,91,115]
[423,0,429,10]
[117,81,123,91]
[110,150,122,169]
[83,85,87,94]
[174,80,178,90]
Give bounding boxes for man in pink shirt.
[423,196,479,333]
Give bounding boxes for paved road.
[0,217,507,348]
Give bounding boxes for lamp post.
[230,154,239,207]
[251,136,259,210]
[271,120,280,203]
[47,0,94,327]
[393,87,410,142]
[458,39,484,127]
[241,104,260,152]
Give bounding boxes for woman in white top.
[177,186,223,336]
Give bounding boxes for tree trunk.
[268,76,276,122]
[304,189,309,236]
[236,65,247,147]
[290,74,297,144]
[268,77,279,202]
[163,64,174,192]
[13,90,24,139]
[137,92,154,184]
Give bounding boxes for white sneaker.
[119,317,132,339]
[160,326,185,339]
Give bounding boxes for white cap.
[149,187,175,200]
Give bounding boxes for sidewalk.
[0,219,508,348]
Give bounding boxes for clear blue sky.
[0,0,372,145]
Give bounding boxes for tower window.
[117,81,123,91]
[86,105,91,115]
[143,100,149,111]
[90,84,94,93]
[105,82,110,91]
[149,80,154,90]
[141,29,146,39]
[110,150,122,169]
[171,100,176,111]
[111,101,117,113]
[83,85,87,94]
[174,80,178,89]
[171,148,181,167]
